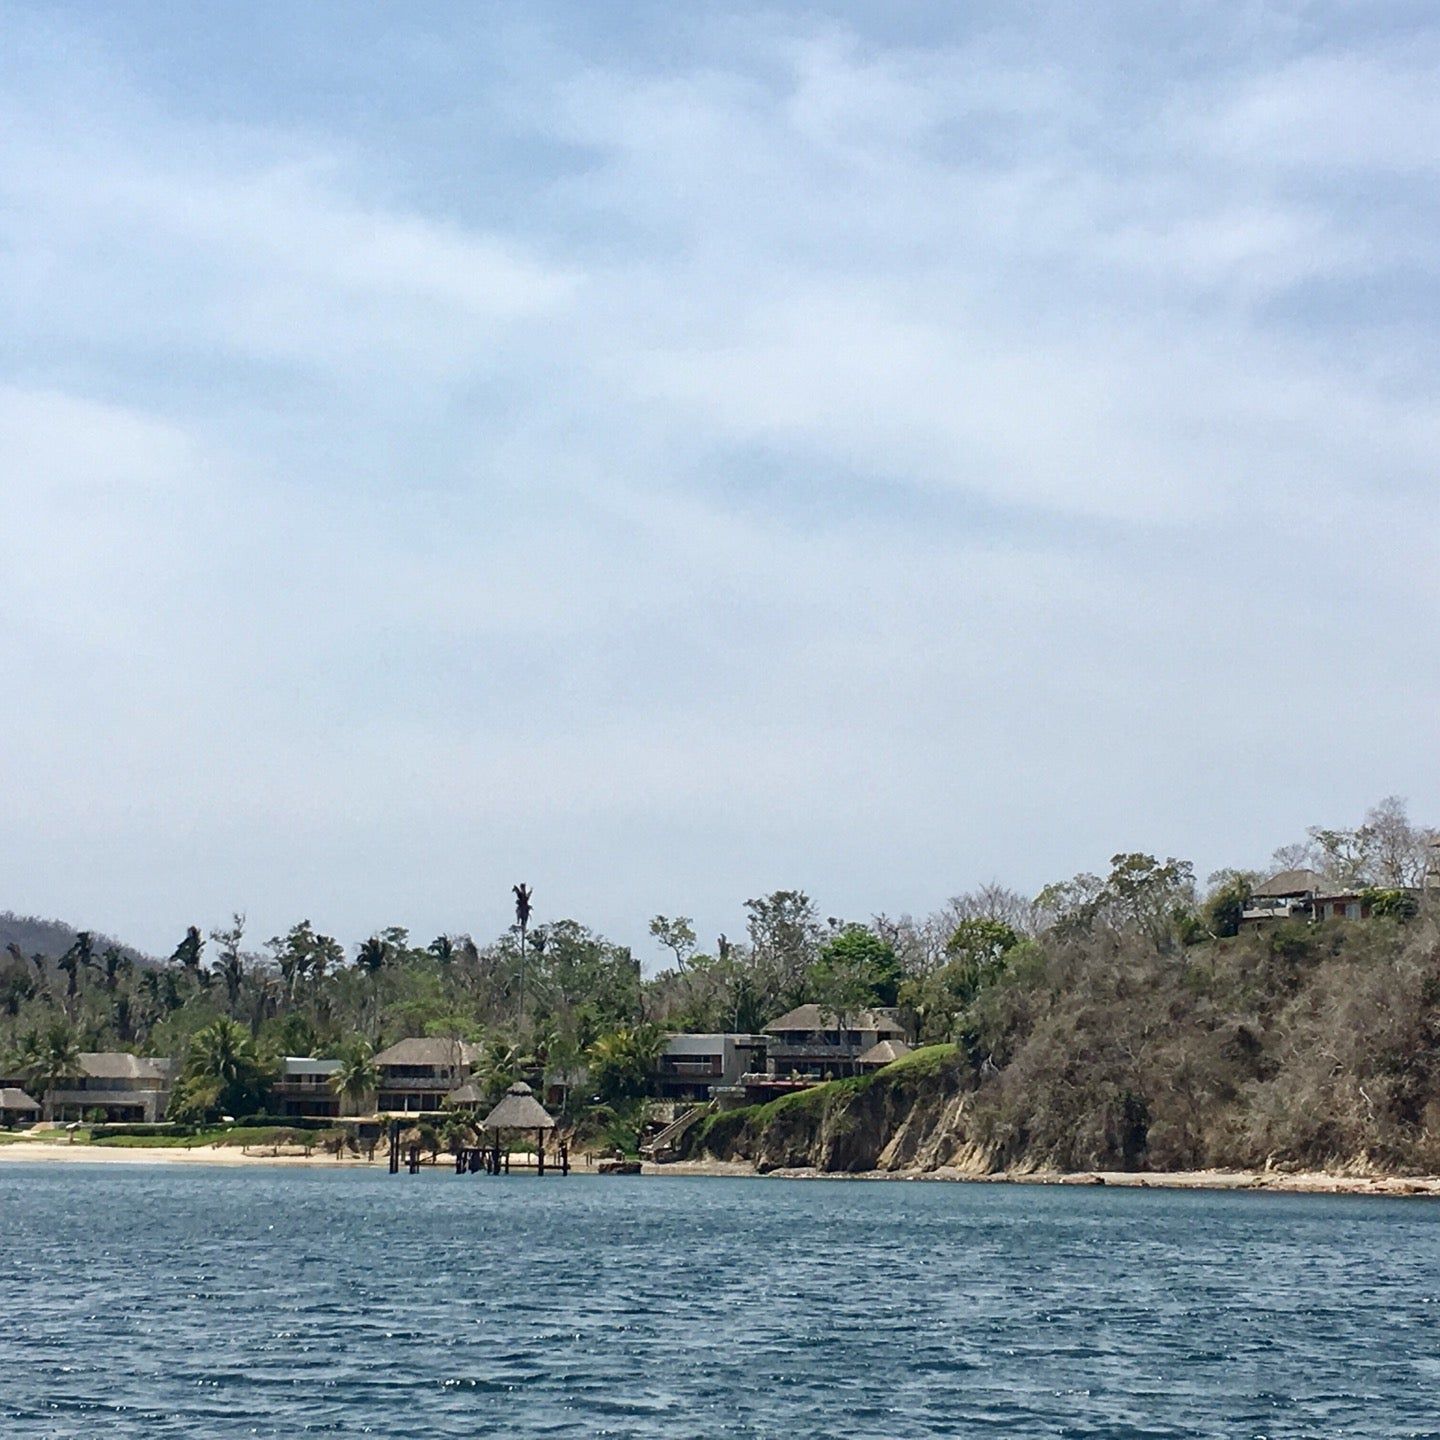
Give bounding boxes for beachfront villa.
[655,1033,767,1102]
[762,1005,910,1081]
[273,1056,346,1118]
[373,1037,481,1113]
[44,1053,176,1123]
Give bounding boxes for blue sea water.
[3,1164,1439,1438]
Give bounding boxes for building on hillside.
[1240,869,1327,926]
[272,1057,345,1118]
[762,1005,910,1082]
[0,1086,41,1127]
[1240,869,1394,928]
[655,1033,768,1102]
[372,1038,480,1113]
[45,1053,175,1123]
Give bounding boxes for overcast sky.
[2,1,1436,962]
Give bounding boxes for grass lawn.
[90,1125,315,1149]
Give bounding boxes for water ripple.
[4,1166,1440,1437]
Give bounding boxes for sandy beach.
[0,1138,374,1166]
[4,1138,1438,1194]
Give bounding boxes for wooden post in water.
[388,1119,399,1174]
[537,1127,545,1176]
[560,1138,570,1175]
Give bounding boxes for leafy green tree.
[18,1022,82,1119]
[267,920,343,1001]
[210,914,247,1008]
[1361,887,1421,922]
[649,915,697,969]
[587,1024,665,1103]
[1202,871,1258,939]
[810,925,902,1009]
[173,1018,273,1121]
[477,1038,524,1101]
[900,920,1021,1043]
[1037,855,1195,951]
[332,1042,380,1113]
[745,890,821,1010]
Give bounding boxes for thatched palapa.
[482,1081,555,1132]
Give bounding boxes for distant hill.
[0,911,155,966]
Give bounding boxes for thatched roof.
[857,1039,912,1067]
[1251,869,1326,898]
[482,1081,555,1131]
[446,1083,485,1106]
[0,1087,40,1112]
[79,1053,173,1081]
[764,1005,907,1039]
[372,1038,480,1068]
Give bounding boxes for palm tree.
[332,1043,381,1115]
[210,914,247,1012]
[356,935,389,977]
[477,1038,523,1101]
[355,937,390,1039]
[100,946,131,993]
[178,1018,270,1120]
[20,1023,82,1121]
[513,883,533,1020]
[57,932,94,1012]
[171,925,205,985]
[586,1024,666,1103]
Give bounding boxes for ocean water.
[3,1165,1439,1439]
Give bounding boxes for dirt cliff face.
[688,1049,998,1174]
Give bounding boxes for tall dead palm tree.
[512,883,533,1021]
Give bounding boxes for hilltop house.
[1241,869,1384,928]
[372,1038,480,1113]
[762,1005,910,1082]
[45,1053,175,1123]
[654,1033,767,1102]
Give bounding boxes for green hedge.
[219,1113,338,1131]
[90,1122,198,1139]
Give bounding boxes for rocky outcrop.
[686,1048,1001,1175]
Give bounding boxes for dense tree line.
[2,797,1436,1153]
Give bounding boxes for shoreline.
[645,1158,1440,1195]
[3,1139,1438,1193]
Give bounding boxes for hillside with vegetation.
[5,797,1440,1172]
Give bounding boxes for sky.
[2,1,1437,963]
